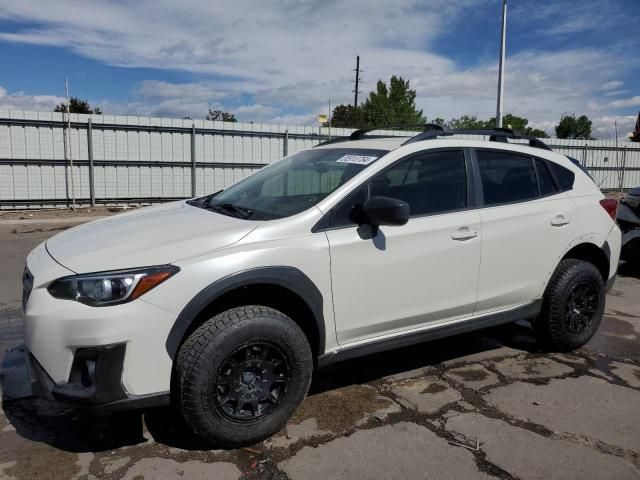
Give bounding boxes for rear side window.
[534,159,558,196]
[477,151,539,205]
[549,161,576,191]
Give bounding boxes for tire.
[176,306,313,447]
[534,259,605,352]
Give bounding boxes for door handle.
[551,215,571,227]
[451,227,478,241]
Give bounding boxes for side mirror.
[362,196,410,227]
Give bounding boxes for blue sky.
[0,0,638,138]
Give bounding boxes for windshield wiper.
[209,202,253,219]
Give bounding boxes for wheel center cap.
[241,371,256,386]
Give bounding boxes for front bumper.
[26,346,169,412]
[23,243,177,407]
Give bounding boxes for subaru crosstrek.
[23,126,621,447]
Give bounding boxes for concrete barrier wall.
[1,110,638,208]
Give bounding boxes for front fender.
[165,266,326,359]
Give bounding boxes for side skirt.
[317,300,542,367]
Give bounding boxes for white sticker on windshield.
[336,154,378,165]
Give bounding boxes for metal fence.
[1,110,639,208]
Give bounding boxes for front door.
[325,149,482,346]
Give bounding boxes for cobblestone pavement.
[0,220,639,479]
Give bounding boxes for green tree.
[54,97,102,114]
[447,115,489,129]
[485,114,549,138]
[555,114,593,139]
[329,76,425,128]
[206,109,237,122]
[329,104,366,128]
[361,76,425,126]
[442,113,548,137]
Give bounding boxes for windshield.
[200,148,388,220]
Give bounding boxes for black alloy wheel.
[213,341,290,422]
[534,258,605,352]
[176,306,313,447]
[564,282,599,333]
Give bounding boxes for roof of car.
[315,136,549,155]
[314,125,552,153]
[314,137,407,151]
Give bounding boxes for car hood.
[46,201,256,273]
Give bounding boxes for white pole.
[495,0,507,128]
[615,120,622,193]
[65,78,76,211]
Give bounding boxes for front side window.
[477,150,539,206]
[199,148,387,220]
[331,149,467,227]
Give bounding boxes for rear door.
[472,149,579,315]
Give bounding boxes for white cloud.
[609,96,640,109]
[135,80,226,101]
[0,0,637,137]
[512,0,629,38]
[98,98,214,119]
[0,86,65,111]
[591,115,638,140]
[601,80,624,91]
[542,15,598,36]
[603,89,630,97]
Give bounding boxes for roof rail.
[402,127,551,150]
[314,124,551,151]
[350,123,448,140]
[315,123,447,147]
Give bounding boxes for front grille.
[22,267,33,311]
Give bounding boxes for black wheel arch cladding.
[165,266,326,359]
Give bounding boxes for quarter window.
[548,161,576,191]
[477,151,539,205]
[535,159,558,196]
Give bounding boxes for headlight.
[47,265,179,306]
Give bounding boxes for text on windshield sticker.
[336,155,378,165]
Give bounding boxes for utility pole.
[495,0,507,128]
[353,55,361,108]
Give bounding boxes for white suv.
[23,126,621,447]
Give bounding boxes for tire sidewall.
[546,260,605,350]
[179,309,312,447]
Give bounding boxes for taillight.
[599,198,618,220]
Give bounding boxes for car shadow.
[1,320,538,452]
[617,260,640,279]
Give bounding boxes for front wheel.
[533,259,605,351]
[176,306,313,447]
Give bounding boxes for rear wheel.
[176,306,313,447]
[534,259,605,351]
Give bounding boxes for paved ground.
[0,216,639,479]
